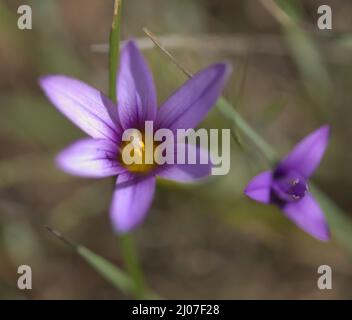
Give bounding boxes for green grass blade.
[46,227,134,294]
[216,97,278,163]
[311,185,352,251]
[77,245,134,295]
[270,0,331,100]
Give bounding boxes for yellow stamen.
[120,132,156,174]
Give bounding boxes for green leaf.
[310,185,352,251]
[273,0,304,22]
[46,227,134,295]
[271,0,331,100]
[77,245,134,295]
[284,25,331,97]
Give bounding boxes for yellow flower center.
[120,130,156,174]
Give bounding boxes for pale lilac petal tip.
[277,125,330,178]
[117,40,157,129]
[110,173,156,233]
[56,138,125,178]
[156,63,232,132]
[282,193,330,241]
[244,171,273,204]
[39,75,120,141]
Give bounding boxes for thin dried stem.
[143,27,193,78]
[45,226,77,250]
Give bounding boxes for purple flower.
[39,40,231,233]
[244,125,331,241]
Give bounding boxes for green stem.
[216,97,278,164]
[108,0,148,299]
[119,234,147,299]
[108,0,122,103]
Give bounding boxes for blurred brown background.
[0,0,352,299]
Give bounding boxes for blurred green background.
[1,0,352,299]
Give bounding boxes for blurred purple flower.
[39,40,231,233]
[244,125,331,241]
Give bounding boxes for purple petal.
[117,40,157,129]
[156,63,231,132]
[244,171,273,204]
[157,144,212,182]
[276,125,330,178]
[39,75,121,142]
[110,173,156,233]
[56,138,125,178]
[282,193,330,241]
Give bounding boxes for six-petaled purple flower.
[244,125,331,241]
[39,40,231,233]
